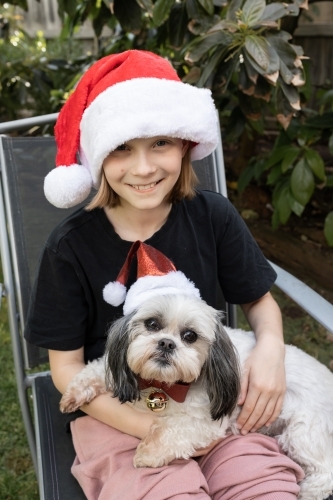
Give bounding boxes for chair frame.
[0,114,332,499]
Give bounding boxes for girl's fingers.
[248,396,279,433]
[265,395,284,427]
[236,386,261,432]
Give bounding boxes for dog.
[60,294,333,500]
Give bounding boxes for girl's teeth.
[132,182,158,190]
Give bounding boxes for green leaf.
[276,185,292,224]
[226,0,243,21]
[305,112,333,130]
[260,3,291,21]
[267,164,282,185]
[197,0,214,16]
[324,212,333,246]
[279,78,300,110]
[290,158,315,206]
[281,146,300,173]
[329,133,333,156]
[238,165,254,192]
[327,175,333,187]
[242,0,265,26]
[168,3,188,48]
[153,0,175,27]
[197,45,229,87]
[279,59,294,85]
[266,35,297,68]
[287,191,305,217]
[185,31,232,63]
[245,36,270,72]
[114,0,142,33]
[263,145,293,170]
[266,44,280,74]
[304,149,325,181]
[186,0,208,19]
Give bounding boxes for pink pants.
[70,416,304,500]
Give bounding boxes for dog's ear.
[203,316,240,421]
[105,312,141,403]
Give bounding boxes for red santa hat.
[44,50,219,208]
[103,241,201,315]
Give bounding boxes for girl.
[25,50,304,499]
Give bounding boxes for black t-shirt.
[24,190,276,362]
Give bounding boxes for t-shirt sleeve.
[215,198,277,305]
[24,244,89,351]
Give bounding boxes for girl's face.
[102,137,188,212]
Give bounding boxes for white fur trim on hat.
[103,281,127,307]
[123,271,201,315]
[80,78,218,187]
[44,165,93,209]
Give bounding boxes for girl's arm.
[237,291,286,435]
[49,348,154,439]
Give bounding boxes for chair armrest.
[269,261,333,335]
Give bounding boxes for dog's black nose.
[158,338,176,352]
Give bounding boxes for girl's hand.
[236,334,286,435]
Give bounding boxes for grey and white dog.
[60,294,333,500]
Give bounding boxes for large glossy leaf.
[168,3,188,48]
[290,158,314,206]
[245,36,270,72]
[281,146,300,172]
[189,15,220,36]
[185,31,232,63]
[196,45,229,87]
[276,185,292,224]
[266,35,297,68]
[305,112,333,129]
[287,191,305,217]
[260,3,289,21]
[114,0,142,33]
[279,78,300,110]
[197,0,214,15]
[153,0,175,27]
[186,0,208,19]
[243,50,259,82]
[226,0,243,21]
[242,0,265,26]
[279,59,294,85]
[324,212,333,246]
[304,149,325,181]
[266,44,280,74]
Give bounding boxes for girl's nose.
[132,151,156,176]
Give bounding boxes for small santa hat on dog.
[44,50,218,208]
[103,241,200,315]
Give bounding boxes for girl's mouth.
[128,180,162,191]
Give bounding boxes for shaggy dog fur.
[60,294,333,500]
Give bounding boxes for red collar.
[138,377,191,403]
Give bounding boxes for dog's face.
[106,294,240,420]
[126,294,218,384]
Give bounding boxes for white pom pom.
[103,281,127,306]
[44,164,93,208]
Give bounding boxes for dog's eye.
[144,318,161,332]
[181,330,198,343]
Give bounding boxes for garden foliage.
[0,0,332,244]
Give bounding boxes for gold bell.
[146,391,168,412]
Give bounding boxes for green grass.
[0,280,332,499]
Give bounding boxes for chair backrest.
[0,135,227,369]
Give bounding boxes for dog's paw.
[59,383,107,413]
[133,441,173,468]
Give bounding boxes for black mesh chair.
[0,116,332,500]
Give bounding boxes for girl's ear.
[203,318,241,421]
[105,312,141,403]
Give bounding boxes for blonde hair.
[85,148,198,211]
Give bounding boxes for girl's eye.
[144,318,161,332]
[155,140,168,147]
[115,144,128,151]
[181,330,198,343]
